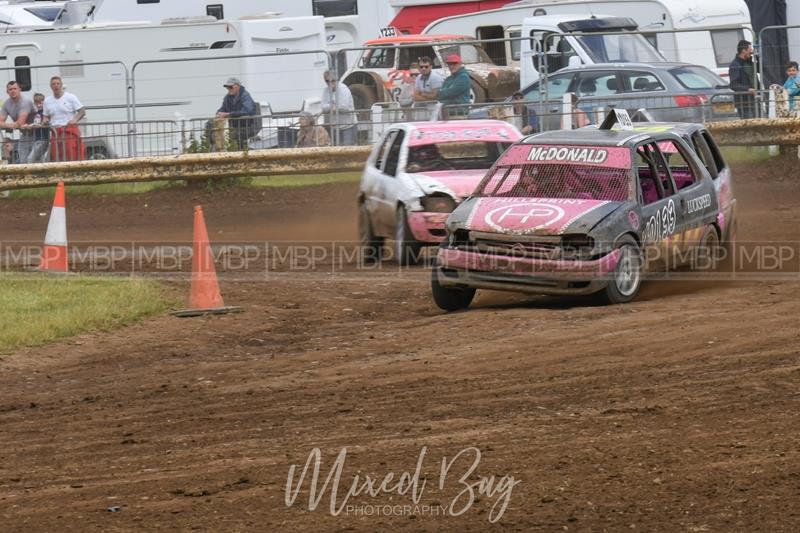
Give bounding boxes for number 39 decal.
[642,199,676,242]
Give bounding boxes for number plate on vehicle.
[713,102,735,113]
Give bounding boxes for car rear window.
[477,144,632,201]
[669,66,725,90]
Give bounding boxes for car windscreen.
[669,66,725,90]
[477,144,632,201]
[576,33,664,63]
[437,43,493,64]
[407,142,511,172]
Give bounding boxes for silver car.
[517,62,737,130]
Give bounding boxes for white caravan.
[0,14,328,156]
[422,0,753,79]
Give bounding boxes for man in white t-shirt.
[44,75,86,161]
[413,56,444,103]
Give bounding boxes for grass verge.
[6,172,361,199]
[0,274,172,354]
[720,146,774,165]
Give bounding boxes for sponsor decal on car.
[686,193,712,214]
[497,145,631,167]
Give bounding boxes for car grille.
[464,231,562,260]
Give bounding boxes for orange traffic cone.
[172,205,241,317]
[39,181,68,273]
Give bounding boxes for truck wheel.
[601,235,642,304]
[359,203,384,264]
[349,83,377,111]
[469,79,486,104]
[431,267,475,311]
[395,206,422,266]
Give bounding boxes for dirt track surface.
[1,160,800,531]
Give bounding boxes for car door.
[372,129,407,235]
[635,141,683,270]
[362,130,398,235]
[656,137,719,258]
[521,71,576,131]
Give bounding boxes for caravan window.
[24,7,63,21]
[206,5,223,19]
[476,25,505,65]
[137,0,160,4]
[15,57,31,92]
[711,29,745,68]
[313,0,358,17]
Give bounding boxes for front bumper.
[436,247,621,295]
[407,211,451,243]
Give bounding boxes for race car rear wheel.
[431,268,475,311]
[602,236,642,304]
[359,203,384,264]
[696,225,722,272]
[395,206,422,266]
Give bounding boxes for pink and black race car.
[358,119,522,264]
[431,120,736,311]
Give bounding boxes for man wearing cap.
[216,77,260,148]
[437,54,471,119]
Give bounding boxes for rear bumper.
[436,247,621,295]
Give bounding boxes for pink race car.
[358,119,522,264]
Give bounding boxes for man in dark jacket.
[728,40,757,119]
[216,77,261,148]
[438,54,471,119]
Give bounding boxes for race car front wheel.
[359,203,384,264]
[395,206,422,266]
[431,268,475,311]
[602,236,642,304]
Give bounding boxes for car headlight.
[421,195,456,213]
[560,234,595,259]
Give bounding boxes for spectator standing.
[44,75,85,161]
[0,80,35,163]
[728,39,757,119]
[783,61,800,110]
[321,71,358,145]
[437,54,471,119]
[21,92,50,163]
[295,112,330,148]
[413,56,444,103]
[511,91,538,134]
[216,77,260,149]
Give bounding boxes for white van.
[423,0,753,79]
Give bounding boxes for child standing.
[22,92,49,163]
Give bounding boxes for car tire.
[395,206,422,265]
[358,203,384,264]
[601,235,642,304]
[469,79,486,104]
[431,267,475,311]
[696,224,722,272]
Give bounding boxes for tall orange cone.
[39,181,68,273]
[172,205,241,317]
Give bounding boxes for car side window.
[398,45,436,70]
[657,139,700,190]
[374,131,396,171]
[690,131,718,179]
[624,71,665,92]
[361,47,396,69]
[575,72,619,97]
[524,74,572,102]
[635,142,672,204]
[701,130,727,175]
[383,130,405,177]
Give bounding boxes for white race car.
[358,119,522,264]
